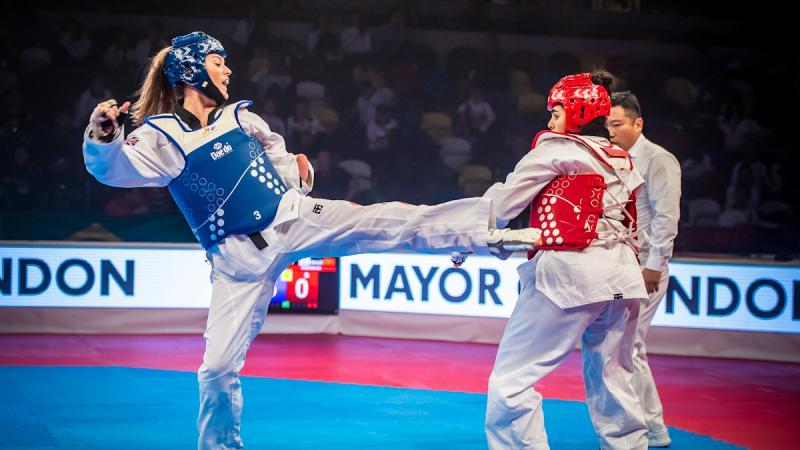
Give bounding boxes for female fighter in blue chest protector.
[83,31,541,449]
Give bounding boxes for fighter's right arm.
[83,124,184,188]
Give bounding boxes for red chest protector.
[527,131,636,259]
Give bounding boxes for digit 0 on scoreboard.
[269,257,338,314]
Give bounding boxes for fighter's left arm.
[643,153,682,272]
[483,140,587,228]
[239,108,314,195]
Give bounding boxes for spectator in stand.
[307,15,336,54]
[251,57,293,101]
[312,19,342,64]
[57,17,92,63]
[367,104,398,152]
[373,10,409,57]
[340,10,372,57]
[258,96,286,136]
[727,158,765,210]
[232,8,258,51]
[457,86,496,140]
[287,97,323,151]
[493,125,533,178]
[355,80,395,126]
[718,99,770,155]
[309,149,353,200]
[719,155,785,229]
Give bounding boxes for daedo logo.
[210,141,233,160]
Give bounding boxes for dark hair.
[590,70,616,94]
[610,90,642,119]
[579,116,610,139]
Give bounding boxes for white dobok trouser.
[632,253,670,436]
[197,192,494,449]
[486,259,648,450]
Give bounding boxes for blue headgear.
[164,31,227,105]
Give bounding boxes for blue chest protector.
[146,100,288,249]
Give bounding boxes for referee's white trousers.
[485,269,647,450]
[197,192,494,449]
[632,257,670,436]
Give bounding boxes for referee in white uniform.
[607,91,682,448]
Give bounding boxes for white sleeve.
[82,124,184,188]
[238,109,314,195]
[643,153,682,272]
[483,140,587,228]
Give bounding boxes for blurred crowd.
[0,4,796,255]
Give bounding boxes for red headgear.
[547,73,611,133]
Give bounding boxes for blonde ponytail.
[130,47,181,125]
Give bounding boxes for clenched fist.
[89,99,130,141]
